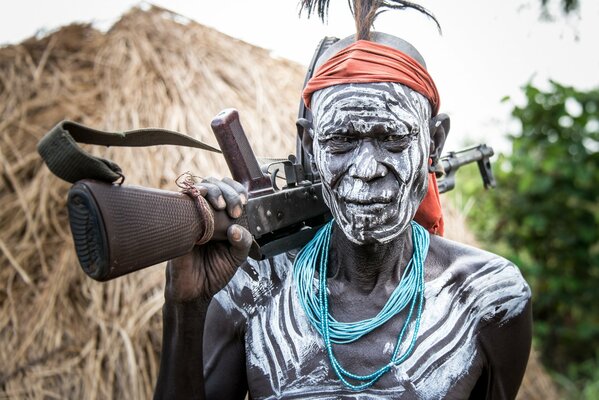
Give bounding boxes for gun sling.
[37,120,220,184]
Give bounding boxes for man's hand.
[165,177,252,303]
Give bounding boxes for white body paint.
[212,243,531,399]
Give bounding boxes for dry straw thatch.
[0,5,557,399]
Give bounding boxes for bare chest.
[241,276,484,400]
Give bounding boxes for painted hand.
[165,177,252,303]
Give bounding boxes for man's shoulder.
[428,235,531,325]
[429,235,521,280]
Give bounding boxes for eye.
[381,134,413,152]
[383,135,401,142]
[332,135,354,143]
[321,135,358,153]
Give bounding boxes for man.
[154,6,532,400]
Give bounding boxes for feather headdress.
[300,0,440,39]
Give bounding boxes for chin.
[337,208,411,245]
[323,185,412,245]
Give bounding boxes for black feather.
[299,0,332,22]
[298,0,441,36]
[376,1,441,34]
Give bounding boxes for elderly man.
[154,8,532,400]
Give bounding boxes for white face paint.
[311,82,432,244]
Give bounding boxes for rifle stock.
[68,180,239,281]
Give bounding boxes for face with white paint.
[309,82,432,244]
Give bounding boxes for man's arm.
[153,178,252,400]
[203,299,248,399]
[153,296,248,400]
[470,299,533,400]
[154,298,210,399]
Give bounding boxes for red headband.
[303,40,440,116]
[303,40,444,235]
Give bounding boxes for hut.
[0,5,556,399]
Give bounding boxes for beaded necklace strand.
[293,220,430,390]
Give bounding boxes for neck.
[329,223,413,293]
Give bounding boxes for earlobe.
[429,113,450,166]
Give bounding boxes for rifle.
[49,109,330,281]
[39,108,495,282]
[436,144,496,193]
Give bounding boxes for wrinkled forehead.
[311,82,431,135]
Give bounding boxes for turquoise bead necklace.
[293,220,430,390]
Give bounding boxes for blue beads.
[293,220,430,390]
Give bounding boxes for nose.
[349,144,388,181]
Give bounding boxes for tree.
[464,81,599,389]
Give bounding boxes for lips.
[343,198,392,217]
[345,202,391,216]
[336,178,399,206]
[341,194,397,217]
[342,195,394,205]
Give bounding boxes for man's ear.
[296,118,316,168]
[429,113,450,166]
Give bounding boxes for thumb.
[227,224,253,264]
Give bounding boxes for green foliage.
[541,0,579,13]
[461,81,599,388]
[553,353,599,399]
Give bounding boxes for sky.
[1,0,598,153]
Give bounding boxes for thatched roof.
[0,5,556,399]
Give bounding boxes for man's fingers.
[205,177,244,218]
[227,224,253,263]
[222,177,248,205]
[196,182,225,210]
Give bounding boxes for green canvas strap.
[37,120,221,184]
